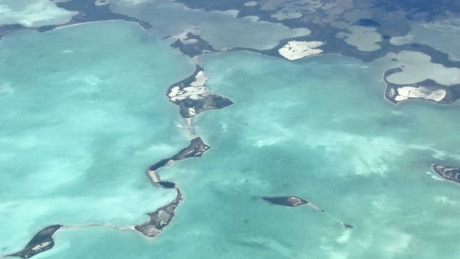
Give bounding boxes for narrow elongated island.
[431,164,460,184]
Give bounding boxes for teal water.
[0,21,194,254]
[2,19,460,259]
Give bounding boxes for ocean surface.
[1,20,460,259]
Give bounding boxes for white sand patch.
[243,16,260,22]
[171,27,202,43]
[328,251,349,259]
[393,86,447,102]
[95,0,110,6]
[254,136,284,147]
[61,49,74,54]
[292,27,312,37]
[381,51,460,86]
[381,229,413,257]
[0,0,77,27]
[338,26,382,52]
[66,75,103,89]
[271,11,302,20]
[168,70,210,102]
[244,1,258,7]
[148,169,159,183]
[187,107,196,116]
[278,40,324,60]
[336,230,352,244]
[304,131,404,176]
[389,34,413,46]
[434,196,460,206]
[191,71,208,87]
[428,171,445,182]
[407,144,460,160]
[248,123,293,148]
[0,82,14,97]
[320,245,349,259]
[145,142,178,155]
[222,9,239,18]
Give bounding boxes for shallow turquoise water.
[0,21,194,254]
[2,20,460,259]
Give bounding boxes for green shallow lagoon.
[2,21,460,259]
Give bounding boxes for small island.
[135,189,183,237]
[7,225,62,259]
[170,30,218,57]
[278,41,324,61]
[167,66,233,118]
[431,164,460,184]
[383,68,460,104]
[262,196,313,207]
[261,196,353,229]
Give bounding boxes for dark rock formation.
[432,164,460,184]
[7,225,62,259]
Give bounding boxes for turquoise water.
[158,52,460,258]
[0,21,194,254]
[2,20,460,259]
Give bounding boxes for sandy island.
[278,41,324,60]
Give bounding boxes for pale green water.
[110,0,309,50]
[2,20,460,259]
